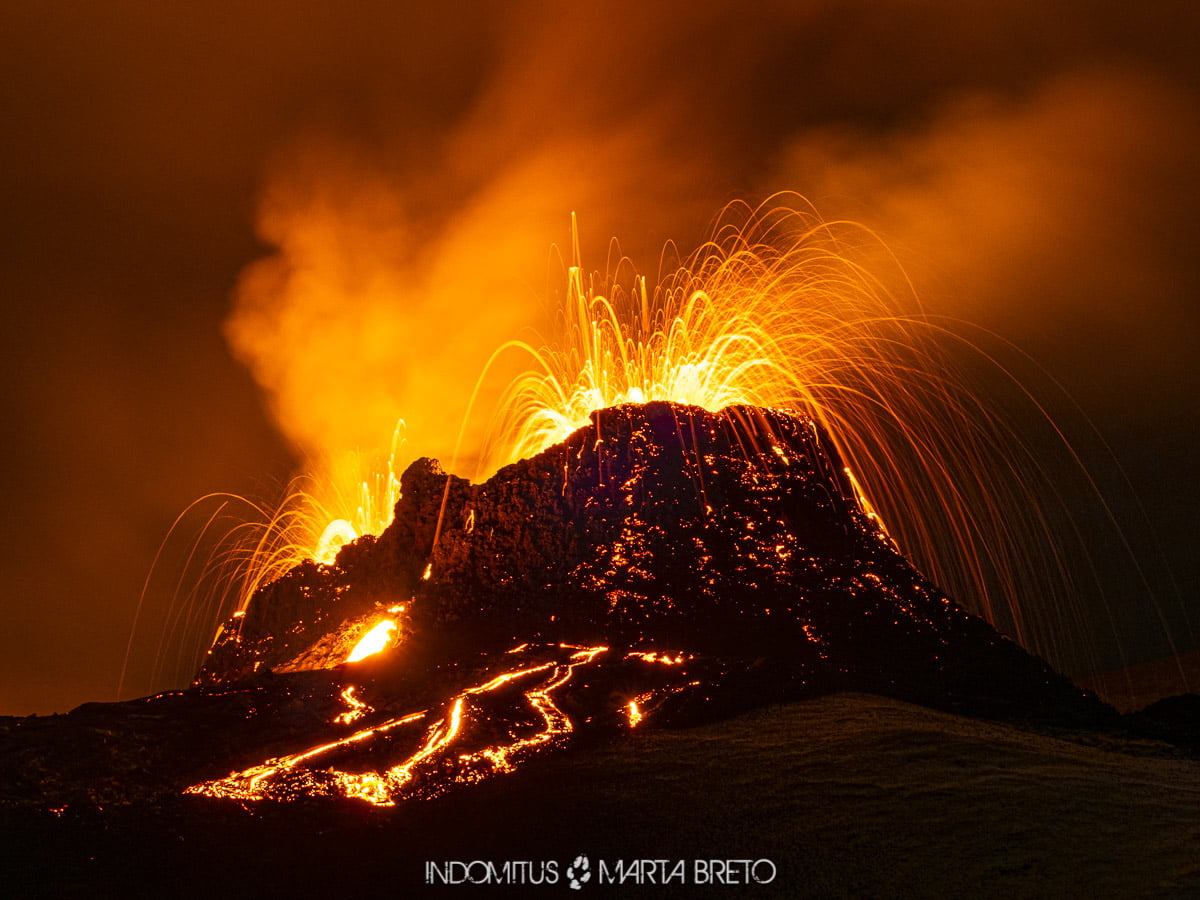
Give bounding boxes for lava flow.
[186,644,707,806]
[345,618,398,663]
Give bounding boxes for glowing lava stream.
[333,686,372,725]
[626,699,644,728]
[185,646,607,806]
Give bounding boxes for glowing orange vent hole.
[347,619,397,663]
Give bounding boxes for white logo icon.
[566,855,591,889]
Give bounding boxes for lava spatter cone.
[200,402,1101,726]
[1,402,1115,813]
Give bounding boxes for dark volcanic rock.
[199,402,1103,725]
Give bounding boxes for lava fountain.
[477,201,1097,668]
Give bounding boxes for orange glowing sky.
[0,0,1196,714]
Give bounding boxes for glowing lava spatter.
[129,422,409,694]
[311,419,406,562]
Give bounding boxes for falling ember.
[346,620,397,663]
[844,467,891,538]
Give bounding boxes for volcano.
[11,403,1111,806]
[14,401,1200,896]
[200,401,1095,719]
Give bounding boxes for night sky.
[2,1,1197,715]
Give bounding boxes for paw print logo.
[566,855,591,889]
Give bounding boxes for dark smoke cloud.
[2,0,1197,712]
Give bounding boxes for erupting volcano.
[7,0,1200,890]
[6,203,1196,899]
[6,399,1108,816]
[150,203,1105,698]
[6,203,1137,810]
[152,206,1117,807]
[174,399,1106,807]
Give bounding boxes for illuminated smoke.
[768,67,1200,396]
